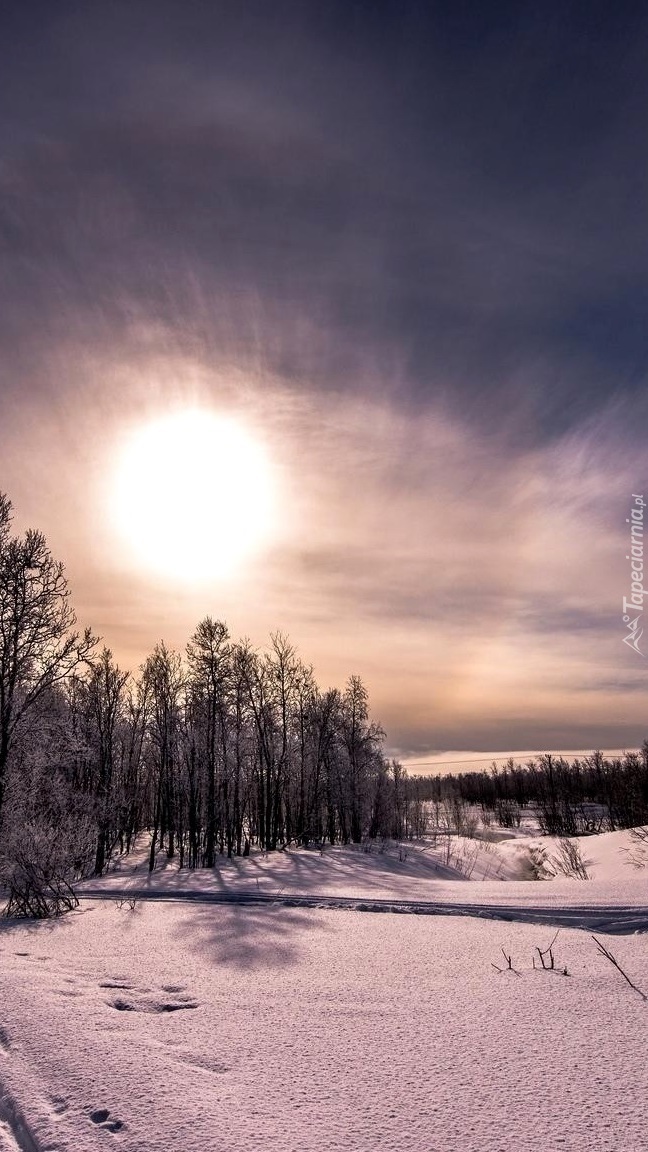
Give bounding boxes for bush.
[0,818,86,918]
[549,837,590,880]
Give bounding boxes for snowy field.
[1,831,648,1152]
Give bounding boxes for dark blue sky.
[2,1,647,431]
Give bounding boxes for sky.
[1,0,648,762]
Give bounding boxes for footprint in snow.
[109,996,199,1013]
[105,985,199,1013]
[175,1052,231,1074]
[90,1108,124,1133]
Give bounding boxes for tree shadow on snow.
[0,912,76,940]
[172,901,332,971]
[193,843,465,896]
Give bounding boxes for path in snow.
[0,1080,39,1152]
[80,886,648,934]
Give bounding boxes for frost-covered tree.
[0,493,95,828]
[142,643,184,872]
[186,617,231,866]
[81,649,130,875]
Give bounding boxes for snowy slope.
[0,831,647,1152]
[82,826,648,893]
[80,830,648,928]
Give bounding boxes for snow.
[1,831,648,1151]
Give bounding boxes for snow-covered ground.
[1,830,648,1151]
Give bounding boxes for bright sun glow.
[112,409,276,583]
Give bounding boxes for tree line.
[2,491,647,914]
[0,492,425,904]
[413,748,648,835]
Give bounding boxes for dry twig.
[492,947,521,976]
[592,935,647,1002]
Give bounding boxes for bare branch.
[592,936,647,1002]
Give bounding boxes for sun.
[111,408,276,583]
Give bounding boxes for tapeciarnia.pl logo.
[622,493,646,656]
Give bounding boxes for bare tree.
[0,494,95,826]
[339,676,384,844]
[141,643,184,871]
[186,617,231,865]
[83,649,130,875]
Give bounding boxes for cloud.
[2,3,648,753]
[3,3,648,431]
[3,350,639,751]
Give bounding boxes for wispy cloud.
[2,343,643,752]
[1,4,648,753]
